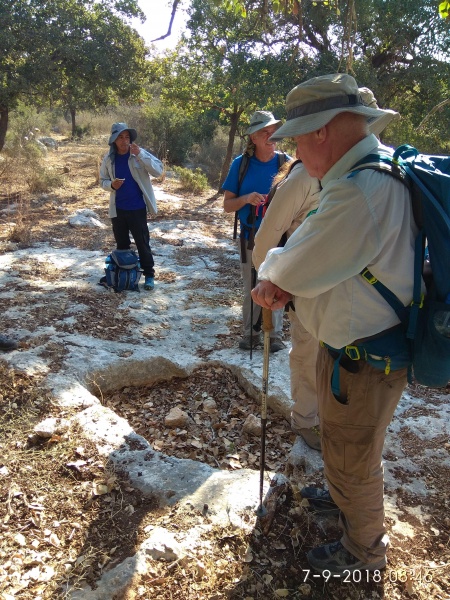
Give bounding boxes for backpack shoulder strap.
[349,152,410,188]
[237,153,250,194]
[350,152,423,340]
[233,153,251,240]
[277,152,288,169]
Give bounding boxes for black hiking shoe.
[238,335,261,350]
[300,487,339,515]
[307,540,387,575]
[270,337,285,353]
[0,335,18,352]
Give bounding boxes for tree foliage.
[153,0,310,186]
[152,0,449,182]
[0,0,148,149]
[140,102,218,165]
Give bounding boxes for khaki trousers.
[240,245,283,338]
[317,346,407,563]
[289,309,319,429]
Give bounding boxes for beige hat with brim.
[246,110,282,135]
[358,86,400,136]
[270,74,399,140]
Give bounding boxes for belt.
[326,347,360,373]
[322,324,410,403]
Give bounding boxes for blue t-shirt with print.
[222,152,288,238]
[114,153,146,211]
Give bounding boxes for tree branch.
[151,0,181,42]
[418,99,450,129]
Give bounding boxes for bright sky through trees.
[130,0,187,49]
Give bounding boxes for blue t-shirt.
[114,153,146,211]
[222,153,288,237]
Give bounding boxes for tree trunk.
[0,107,9,153]
[218,109,243,192]
[70,107,77,138]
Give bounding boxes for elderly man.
[251,74,416,574]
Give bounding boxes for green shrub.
[172,166,209,194]
[28,168,64,193]
[140,103,218,166]
[7,102,53,147]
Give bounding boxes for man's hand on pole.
[251,281,292,311]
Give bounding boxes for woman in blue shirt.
[100,123,163,290]
[222,111,288,352]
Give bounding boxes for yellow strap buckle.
[361,269,378,285]
[410,294,425,309]
[345,345,361,360]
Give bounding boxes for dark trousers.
[111,208,154,277]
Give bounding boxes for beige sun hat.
[359,87,399,136]
[246,111,282,135]
[270,74,399,140]
[109,122,138,145]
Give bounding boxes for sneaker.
[297,426,321,451]
[270,337,285,353]
[0,335,18,352]
[307,540,386,574]
[300,487,339,515]
[144,276,155,290]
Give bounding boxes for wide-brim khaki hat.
[109,122,137,145]
[270,74,399,140]
[358,87,399,137]
[246,111,282,135]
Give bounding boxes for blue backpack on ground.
[351,144,450,388]
[101,249,142,293]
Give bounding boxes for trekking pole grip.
[262,308,274,334]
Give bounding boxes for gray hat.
[109,122,137,145]
[270,74,399,140]
[246,111,282,135]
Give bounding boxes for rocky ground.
[0,137,449,600]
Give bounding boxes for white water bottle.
[434,293,450,337]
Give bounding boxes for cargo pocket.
[322,421,376,479]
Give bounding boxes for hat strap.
[287,93,362,121]
[250,120,266,127]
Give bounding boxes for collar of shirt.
[321,133,385,189]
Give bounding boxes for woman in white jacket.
[253,160,322,450]
[100,122,163,290]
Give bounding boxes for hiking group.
[2,72,447,578]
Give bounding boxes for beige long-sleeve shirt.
[252,161,321,271]
[258,134,419,348]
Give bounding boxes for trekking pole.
[255,307,273,518]
[248,206,256,360]
[250,265,257,360]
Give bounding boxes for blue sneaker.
[144,276,154,290]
